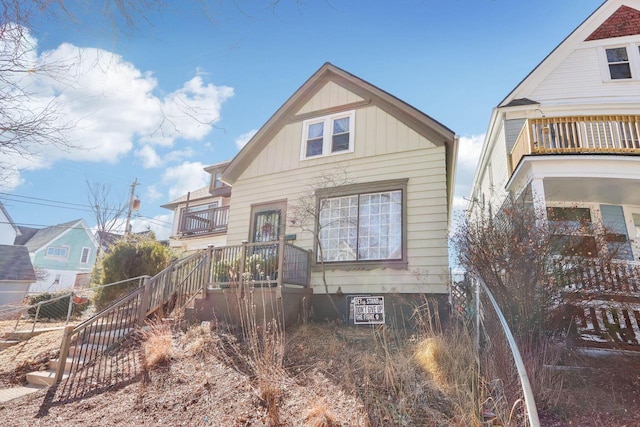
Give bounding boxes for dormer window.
[301,110,355,159]
[214,171,223,188]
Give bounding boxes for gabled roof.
[19,219,94,252]
[13,226,38,245]
[0,202,20,236]
[222,62,456,186]
[0,245,36,282]
[161,185,212,210]
[499,0,639,107]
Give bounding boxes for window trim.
[300,110,355,160]
[314,179,408,271]
[45,245,70,260]
[80,247,91,264]
[598,44,640,82]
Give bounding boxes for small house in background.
[0,245,36,305]
[162,160,231,252]
[15,219,98,294]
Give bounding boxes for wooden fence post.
[277,236,285,288]
[55,324,75,383]
[239,241,248,296]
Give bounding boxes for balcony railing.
[179,205,229,236]
[209,239,311,288]
[510,115,640,172]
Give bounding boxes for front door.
[249,201,286,243]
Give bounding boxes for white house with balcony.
[162,161,231,252]
[470,0,640,263]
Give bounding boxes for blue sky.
[0,0,604,239]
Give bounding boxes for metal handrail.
[475,276,540,427]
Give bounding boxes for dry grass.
[139,320,173,370]
[305,401,340,427]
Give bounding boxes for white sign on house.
[351,296,385,325]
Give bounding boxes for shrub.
[92,235,173,309]
[27,292,90,320]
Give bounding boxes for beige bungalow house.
[218,63,458,320]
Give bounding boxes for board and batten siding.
[296,80,364,115]
[529,46,640,104]
[226,99,450,294]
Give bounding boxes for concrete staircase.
[24,326,133,387]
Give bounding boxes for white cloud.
[145,185,163,203]
[143,76,234,146]
[162,161,209,200]
[1,34,233,190]
[131,214,173,241]
[136,145,162,168]
[453,134,485,213]
[235,129,258,150]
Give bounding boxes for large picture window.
[317,182,405,264]
[301,110,355,159]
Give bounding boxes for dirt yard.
[0,323,639,426]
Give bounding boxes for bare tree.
[86,179,128,257]
[0,1,163,184]
[288,168,353,319]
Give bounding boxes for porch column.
[530,178,548,228]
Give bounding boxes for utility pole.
[125,178,139,235]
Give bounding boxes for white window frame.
[46,245,70,259]
[598,43,640,82]
[300,110,355,160]
[80,247,91,264]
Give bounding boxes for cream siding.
[296,81,364,115]
[242,105,438,180]
[226,144,449,294]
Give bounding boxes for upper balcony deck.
[510,115,640,173]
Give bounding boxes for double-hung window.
[600,44,640,81]
[301,110,355,159]
[316,180,406,266]
[606,47,632,79]
[547,207,597,257]
[80,247,91,264]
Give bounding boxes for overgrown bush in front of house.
[92,234,173,310]
[27,292,90,320]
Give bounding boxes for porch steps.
[26,369,67,387]
[24,326,126,387]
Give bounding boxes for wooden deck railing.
[179,205,229,236]
[55,238,311,393]
[509,115,640,172]
[208,238,311,289]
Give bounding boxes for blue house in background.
[15,219,98,293]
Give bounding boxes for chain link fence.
[450,273,540,427]
[0,278,147,340]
